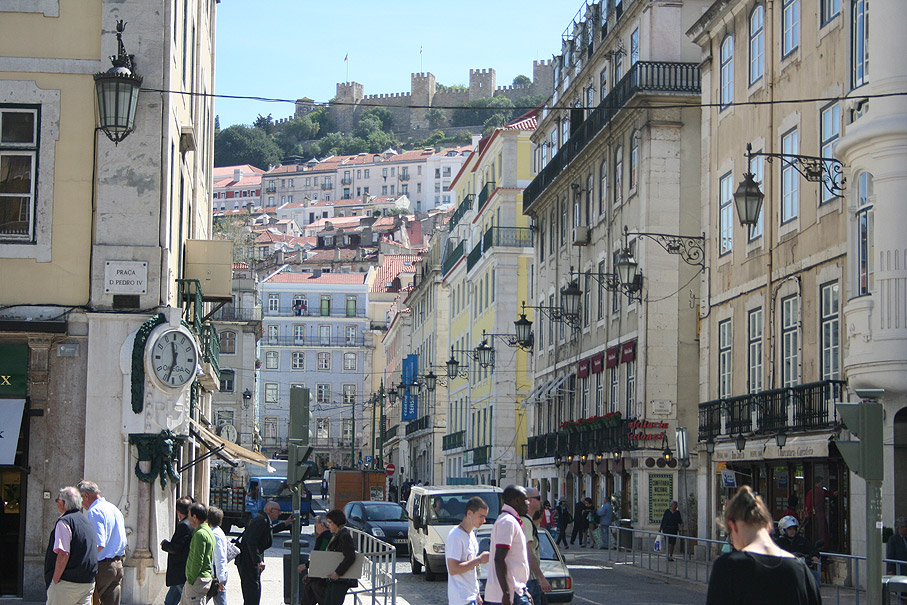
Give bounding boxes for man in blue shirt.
[78,480,127,605]
[597,497,614,550]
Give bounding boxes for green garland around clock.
[131,313,167,414]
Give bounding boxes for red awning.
[591,352,604,374]
[621,340,637,363]
[577,358,590,378]
[606,346,620,369]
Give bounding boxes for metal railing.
[449,194,474,232]
[484,226,533,248]
[209,306,263,322]
[443,430,466,450]
[405,415,431,436]
[200,323,220,379]
[383,425,398,441]
[523,61,701,212]
[262,307,367,319]
[466,241,482,272]
[441,240,465,276]
[527,422,629,460]
[478,181,496,210]
[261,336,366,347]
[347,527,397,605]
[465,445,490,466]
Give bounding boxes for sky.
[213,0,581,128]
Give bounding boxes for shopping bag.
[653,534,664,553]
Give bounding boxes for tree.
[512,74,532,88]
[425,108,446,130]
[450,95,516,127]
[253,113,274,134]
[359,107,394,133]
[214,115,220,132]
[214,125,282,168]
[213,215,255,263]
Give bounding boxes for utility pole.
[288,386,311,605]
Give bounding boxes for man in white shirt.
[484,486,531,605]
[445,497,491,605]
[207,506,238,605]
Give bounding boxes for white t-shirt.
[445,525,479,604]
[485,505,530,602]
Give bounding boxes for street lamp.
[704,437,716,455]
[475,340,495,368]
[446,352,460,379]
[615,248,639,288]
[423,371,438,392]
[775,430,787,448]
[735,434,747,452]
[386,385,398,405]
[514,313,533,347]
[242,389,252,409]
[733,172,765,228]
[560,280,582,318]
[94,20,143,144]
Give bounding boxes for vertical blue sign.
[402,354,418,386]
[401,354,419,421]
[401,390,418,422]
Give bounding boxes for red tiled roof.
[406,220,423,246]
[370,254,421,293]
[304,249,360,262]
[265,272,367,285]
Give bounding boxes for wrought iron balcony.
[466,226,534,273]
[405,415,431,436]
[262,306,367,319]
[449,194,474,232]
[210,306,262,322]
[441,240,465,276]
[443,430,466,450]
[478,181,496,210]
[341,176,352,185]
[698,380,847,442]
[261,335,366,348]
[466,241,482,272]
[524,61,701,213]
[200,323,220,379]
[321,182,333,190]
[398,172,410,181]
[526,421,629,460]
[465,445,491,466]
[384,424,399,441]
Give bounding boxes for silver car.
[476,526,574,603]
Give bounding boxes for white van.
[406,485,503,580]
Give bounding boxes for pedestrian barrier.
[346,527,397,605]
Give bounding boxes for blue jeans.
[527,579,542,605]
[599,524,611,548]
[164,584,183,605]
[486,591,532,605]
[212,584,227,605]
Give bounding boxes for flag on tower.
[344,53,348,62]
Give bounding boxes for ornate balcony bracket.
[745,143,845,198]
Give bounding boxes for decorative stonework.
[128,430,185,488]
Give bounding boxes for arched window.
[629,130,639,189]
[720,35,734,108]
[855,172,874,295]
[749,5,764,84]
[614,146,624,205]
[599,159,608,215]
[220,331,236,354]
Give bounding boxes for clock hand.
[166,341,178,381]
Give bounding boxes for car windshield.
[479,530,558,561]
[364,504,407,521]
[258,478,291,500]
[427,492,502,525]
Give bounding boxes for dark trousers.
[570,523,587,545]
[94,557,124,605]
[555,526,569,547]
[303,579,350,605]
[237,563,262,605]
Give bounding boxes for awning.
[606,346,620,368]
[0,399,25,465]
[188,419,271,469]
[577,358,590,378]
[711,434,832,462]
[620,340,637,363]
[591,352,604,374]
[522,381,551,406]
[545,374,571,398]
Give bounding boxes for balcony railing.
[527,422,629,459]
[321,182,333,190]
[398,172,410,181]
[466,227,534,273]
[262,307,367,319]
[261,336,366,347]
[200,323,220,379]
[209,306,262,322]
[698,380,848,442]
[477,181,496,211]
[384,424,398,441]
[441,240,465,276]
[265,185,277,193]
[341,176,352,185]
[405,415,431,436]
[449,194,474,232]
[465,445,491,466]
[443,430,466,450]
[523,61,701,213]
[466,241,482,272]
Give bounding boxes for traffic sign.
[385,463,396,476]
[365,455,372,463]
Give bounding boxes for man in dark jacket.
[160,497,193,605]
[45,486,98,605]
[236,501,293,605]
[554,500,571,548]
[570,497,592,547]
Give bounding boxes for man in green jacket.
[180,503,215,604]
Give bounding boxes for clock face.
[150,330,198,388]
[219,423,238,443]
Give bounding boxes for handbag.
[206,578,220,599]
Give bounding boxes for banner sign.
[401,390,418,422]
[402,354,418,386]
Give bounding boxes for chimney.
[313,269,322,278]
[334,247,341,262]
[233,168,242,182]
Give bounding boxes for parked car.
[343,500,410,554]
[477,526,573,603]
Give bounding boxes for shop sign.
[648,473,674,524]
[606,346,619,368]
[0,344,28,397]
[620,340,636,363]
[577,358,589,378]
[591,352,604,374]
[712,437,830,461]
[627,419,669,442]
[721,468,737,488]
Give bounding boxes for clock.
[219,423,238,443]
[148,329,199,389]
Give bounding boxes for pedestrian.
[321,478,328,500]
[76,481,126,605]
[555,500,571,548]
[522,487,551,605]
[659,500,684,561]
[781,495,801,524]
[208,507,238,605]
[887,517,907,575]
[236,501,294,605]
[539,501,553,530]
[570,497,591,547]
[45,486,98,605]
[299,514,332,605]
[804,478,834,546]
[309,509,358,605]
[445,496,490,605]
[597,496,615,550]
[161,497,193,605]
[707,485,820,605]
[180,503,215,605]
[484,485,532,605]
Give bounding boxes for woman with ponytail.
[706,486,820,604]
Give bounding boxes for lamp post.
[94,20,143,144]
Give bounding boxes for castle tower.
[531,59,555,97]
[468,68,496,102]
[332,81,364,132]
[411,72,436,130]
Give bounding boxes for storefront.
[0,344,28,597]
[711,435,850,553]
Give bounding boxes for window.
[561,118,570,147]
[580,377,589,417]
[822,0,840,24]
[265,383,279,404]
[315,418,329,439]
[781,295,800,388]
[0,107,38,240]
[719,173,733,255]
[267,325,278,345]
[342,384,356,405]
[219,370,235,392]
[748,155,764,239]
[595,372,603,415]
[343,352,357,371]
[856,172,874,295]
[560,198,567,246]
[718,320,732,398]
[782,0,799,57]
[629,131,639,189]
[625,360,636,416]
[611,251,622,314]
[549,209,556,255]
[294,324,305,344]
[749,6,765,85]
[292,351,305,370]
[583,272,591,326]
[599,159,608,215]
[615,49,623,81]
[720,36,734,108]
[820,103,840,204]
[548,295,555,345]
[614,146,623,205]
[852,0,869,88]
[319,325,331,345]
[820,282,840,381]
[364,169,370,178]
[320,295,331,316]
[748,308,763,393]
[317,352,331,370]
[216,410,234,427]
[781,128,799,223]
[609,367,619,413]
[316,383,330,404]
[600,67,608,101]
[538,218,545,261]
[630,28,639,65]
[268,294,279,312]
[264,418,278,440]
[597,260,606,320]
[345,295,358,317]
[265,351,279,370]
[345,325,356,343]
[220,331,236,354]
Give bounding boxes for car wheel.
[410,551,422,575]
[424,551,436,581]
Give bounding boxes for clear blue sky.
[214,0,580,127]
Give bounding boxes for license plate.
[394,539,408,544]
